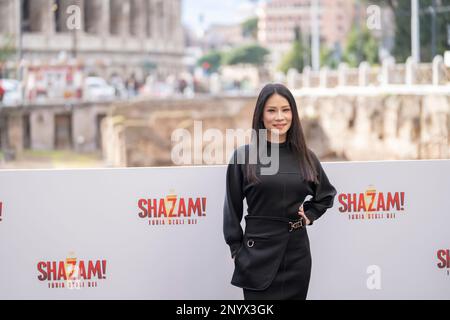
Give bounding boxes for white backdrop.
[0,160,449,299]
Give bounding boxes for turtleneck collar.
[266,139,288,148]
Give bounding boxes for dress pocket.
[232,231,289,290]
[244,233,271,248]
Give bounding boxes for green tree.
[197,50,224,74]
[365,0,450,62]
[343,25,380,67]
[0,35,15,63]
[223,44,269,66]
[0,35,15,78]
[417,0,450,62]
[242,17,258,39]
[278,27,309,73]
[321,46,340,69]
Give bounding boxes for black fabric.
[223,141,337,299]
[243,226,312,300]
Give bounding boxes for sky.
[182,0,260,32]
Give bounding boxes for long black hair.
[246,83,318,184]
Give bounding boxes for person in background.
[0,81,5,103]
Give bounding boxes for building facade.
[257,0,362,68]
[258,0,360,48]
[0,0,184,80]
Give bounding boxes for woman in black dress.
[223,83,337,300]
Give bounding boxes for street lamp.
[311,0,320,71]
[411,0,420,62]
[16,0,23,81]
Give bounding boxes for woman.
[223,83,337,300]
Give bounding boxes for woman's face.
[262,93,292,143]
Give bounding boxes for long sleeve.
[223,149,245,258]
[303,150,337,224]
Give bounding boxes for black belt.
[245,215,305,232]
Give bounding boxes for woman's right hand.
[298,204,311,225]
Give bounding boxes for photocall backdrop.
[0,160,449,299]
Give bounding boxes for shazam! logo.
[437,249,450,276]
[338,186,406,221]
[138,190,207,226]
[37,252,107,289]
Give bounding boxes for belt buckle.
[289,219,303,232]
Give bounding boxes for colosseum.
[0,0,184,79]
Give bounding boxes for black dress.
[223,140,337,300]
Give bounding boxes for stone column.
[432,55,444,86]
[27,0,50,33]
[358,62,370,87]
[381,56,395,86]
[165,0,173,44]
[319,67,329,88]
[7,112,24,158]
[145,0,153,39]
[155,0,164,43]
[302,66,311,88]
[122,0,131,37]
[109,0,121,35]
[31,110,55,151]
[129,0,146,38]
[149,0,159,40]
[338,63,348,87]
[287,69,299,90]
[405,56,416,85]
[0,115,8,150]
[173,0,183,51]
[44,0,55,34]
[110,0,130,37]
[0,0,14,34]
[100,0,110,37]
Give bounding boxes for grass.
[1,149,105,169]
[23,149,102,162]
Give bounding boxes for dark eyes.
[267,109,290,112]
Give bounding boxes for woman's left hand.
[298,204,311,225]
